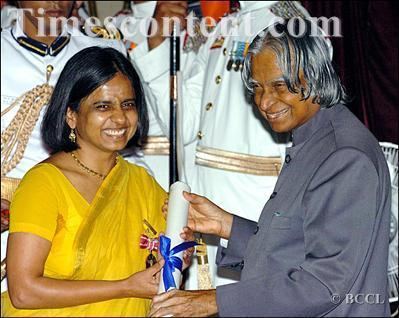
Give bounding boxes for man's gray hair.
[242,19,348,108]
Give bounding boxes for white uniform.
[118,1,200,190]
[1,5,17,29]
[131,1,309,289]
[116,1,170,190]
[0,17,125,292]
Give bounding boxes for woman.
[2,47,167,317]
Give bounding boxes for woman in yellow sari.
[2,47,167,317]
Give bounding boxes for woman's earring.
[69,128,76,143]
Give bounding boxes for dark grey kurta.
[215,104,391,317]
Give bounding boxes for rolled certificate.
[158,181,191,293]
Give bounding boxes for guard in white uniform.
[116,1,170,190]
[117,1,203,190]
[1,11,125,293]
[130,1,309,289]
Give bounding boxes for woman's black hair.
[41,46,148,153]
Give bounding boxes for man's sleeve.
[130,37,206,145]
[216,216,257,271]
[216,148,381,316]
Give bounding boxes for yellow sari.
[2,157,166,317]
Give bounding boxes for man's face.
[18,1,74,34]
[251,49,320,133]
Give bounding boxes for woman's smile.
[103,128,128,138]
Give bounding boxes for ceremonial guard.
[117,1,205,190]
[1,1,125,293]
[130,1,310,289]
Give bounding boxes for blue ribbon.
[159,235,199,291]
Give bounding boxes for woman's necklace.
[70,151,117,180]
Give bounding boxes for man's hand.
[183,192,233,239]
[161,198,168,219]
[1,199,10,233]
[148,1,188,50]
[149,289,218,317]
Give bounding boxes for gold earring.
[69,128,76,143]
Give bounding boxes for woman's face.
[67,73,139,155]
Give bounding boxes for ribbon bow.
[139,234,159,251]
[159,235,199,291]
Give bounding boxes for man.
[1,0,125,292]
[130,0,309,290]
[149,19,391,317]
[117,1,202,191]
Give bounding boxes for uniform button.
[223,48,227,56]
[270,191,277,199]
[205,102,213,111]
[215,75,222,84]
[197,131,203,140]
[254,225,259,234]
[46,65,54,82]
[285,154,291,163]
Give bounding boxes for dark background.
[119,0,398,143]
[302,0,398,144]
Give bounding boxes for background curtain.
[302,0,398,143]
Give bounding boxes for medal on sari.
[141,219,159,268]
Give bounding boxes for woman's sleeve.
[9,166,59,242]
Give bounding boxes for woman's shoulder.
[23,162,60,181]
[126,163,155,184]
[124,159,152,177]
[123,159,165,191]
[21,153,70,187]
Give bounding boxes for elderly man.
[149,19,391,317]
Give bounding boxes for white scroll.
[158,181,191,293]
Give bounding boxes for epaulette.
[270,1,309,19]
[183,12,207,53]
[80,25,122,40]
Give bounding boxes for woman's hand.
[7,232,165,309]
[180,227,195,270]
[161,198,168,219]
[183,192,233,239]
[124,259,164,299]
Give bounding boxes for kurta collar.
[11,16,70,57]
[292,105,343,147]
[283,105,344,161]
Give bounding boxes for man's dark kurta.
[216,104,391,317]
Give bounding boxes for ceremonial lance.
[169,23,180,185]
